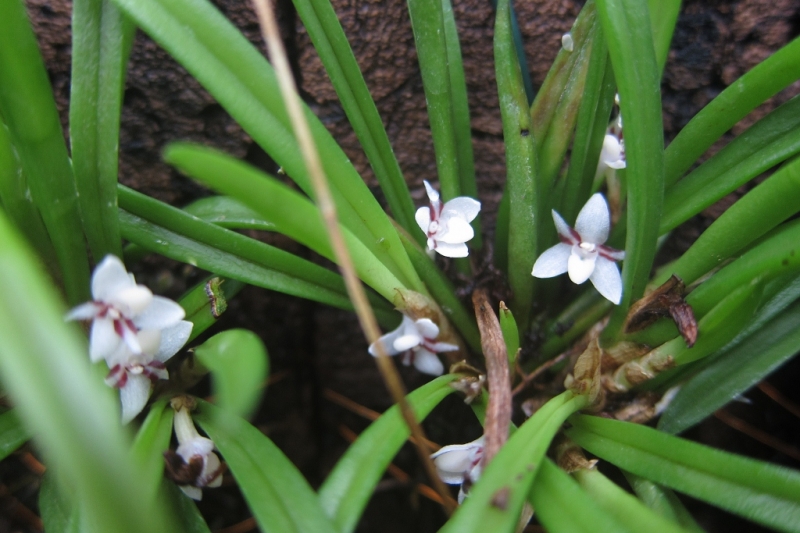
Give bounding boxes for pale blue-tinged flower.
[105,321,193,423]
[431,436,485,503]
[532,193,625,304]
[368,314,458,375]
[66,255,187,363]
[415,181,481,258]
[172,404,224,500]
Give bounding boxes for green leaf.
[179,276,246,342]
[439,391,589,533]
[70,0,134,260]
[0,0,90,304]
[623,472,705,533]
[163,481,213,533]
[495,0,538,328]
[130,400,175,504]
[573,465,691,533]
[0,211,177,533]
[40,473,82,533]
[0,409,27,461]
[665,36,800,186]
[567,414,800,533]
[530,458,636,533]
[597,0,664,340]
[647,0,680,74]
[656,149,800,287]
[291,0,417,236]
[163,143,408,302]
[182,196,276,231]
[658,296,800,435]
[194,400,337,533]
[109,0,423,294]
[194,330,268,420]
[661,94,800,234]
[498,303,520,370]
[318,374,458,533]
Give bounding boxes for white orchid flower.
[415,180,481,258]
[532,193,625,304]
[66,255,187,363]
[105,321,193,423]
[596,132,626,182]
[430,436,484,503]
[171,405,224,500]
[368,314,458,376]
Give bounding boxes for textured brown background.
[13,0,800,531]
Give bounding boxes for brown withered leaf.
[625,275,698,347]
[564,338,604,410]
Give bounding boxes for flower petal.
[120,374,152,424]
[89,318,120,362]
[438,216,474,244]
[412,348,444,376]
[393,333,423,352]
[65,302,99,322]
[590,257,623,304]
[415,206,431,233]
[443,197,481,222]
[369,317,410,357]
[202,452,224,488]
[134,296,186,329]
[423,180,440,203]
[110,285,153,316]
[431,436,484,484]
[550,210,575,245]
[600,134,625,168]
[155,320,193,362]
[92,255,135,302]
[180,485,203,501]
[414,318,440,339]
[433,241,469,258]
[177,436,215,461]
[575,193,610,245]
[429,341,459,353]
[531,244,571,278]
[567,249,597,284]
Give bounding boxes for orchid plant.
[1,0,800,531]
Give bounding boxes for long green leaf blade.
[194,400,337,533]
[0,409,27,461]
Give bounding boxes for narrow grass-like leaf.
[624,473,705,533]
[406,0,462,203]
[597,0,664,340]
[656,156,800,287]
[0,410,27,461]
[530,458,635,533]
[291,0,417,236]
[163,481,212,533]
[659,297,800,435]
[70,0,134,260]
[499,303,520,370]
[558,29,615,223]
[567,414,800,533]
[194,330,268,420]
[164,143,409,301]
[39,473,82,533]
[495,0,537,328]
[573,466,691,533]
[118,210,396,325]
[182,196,276,231]
[319,375,458,533]
[439,391,589,533]
[647,0,680,74]
[117,184,385,314]
[665,36,800,185]
[179,276,246,342]
[0,0,89,304]
[662,95,800,234]
[0,211,176,533]
[194,400,337,533]
[130,400,174,504]
[0,121,54,264]
[395,224,481,352]
[109,0,422,294]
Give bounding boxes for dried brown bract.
[625,275,697,347]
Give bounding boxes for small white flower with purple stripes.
[368,314,458,376]
[171,402,224,500]
[431,436,485,503]
[532,193,625,304]
[415,181,481,258]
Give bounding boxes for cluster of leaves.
[1,0,800,530]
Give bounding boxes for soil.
[2,0,799,532]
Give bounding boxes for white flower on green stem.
[172,405,224,500]
[431,436,485,503]
[368,314,458,376]
[105,322,193,423]
[415,180,481,258]
[66,255,187,363]
[532,193,625,304]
